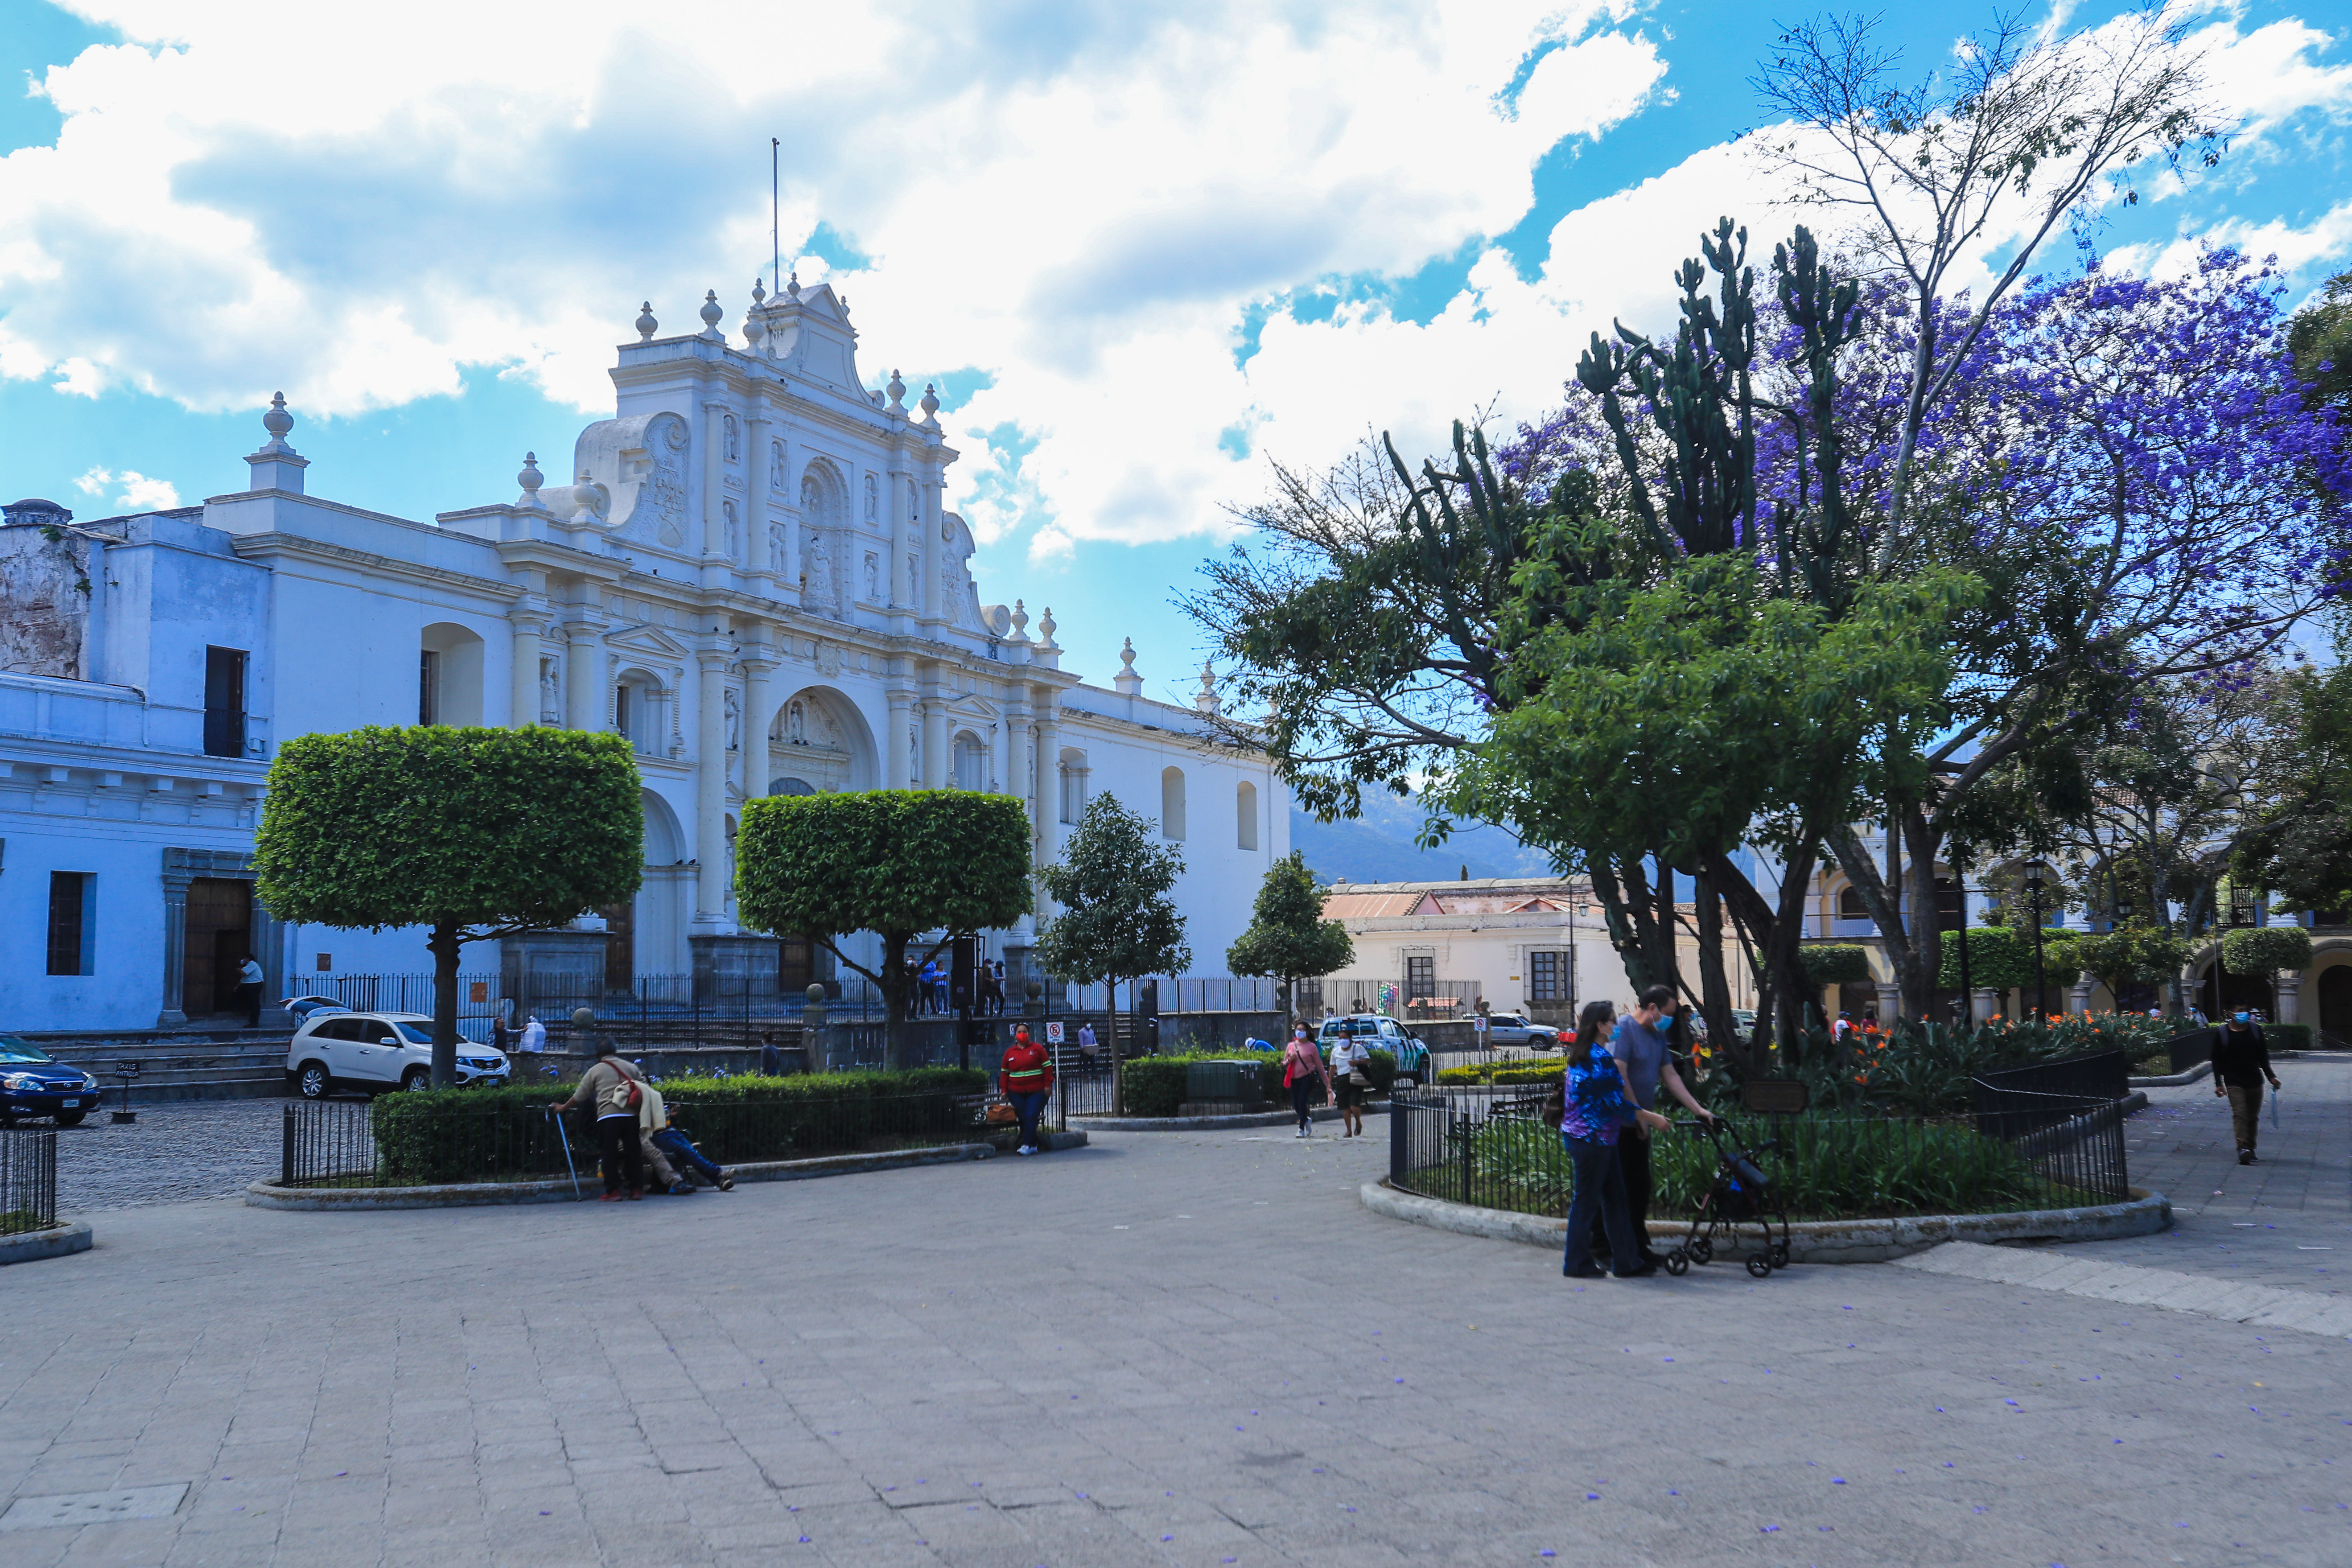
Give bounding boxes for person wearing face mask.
[2211,1009,2282,1165]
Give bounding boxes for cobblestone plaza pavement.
[3,1067,2348,1568]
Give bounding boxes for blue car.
[0,1035,102,1126]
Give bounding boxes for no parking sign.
[1045,1022,1065,1044]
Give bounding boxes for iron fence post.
[1459,1109,1473,1206]
[281,1102,295,1186]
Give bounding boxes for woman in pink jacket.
[1281,1025,1332,1139]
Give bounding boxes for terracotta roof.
[1321,893,1428,918]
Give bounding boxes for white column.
[740,635,777,802]
[919,466,941,621]
[694,644,731,928]
[1034,697,1059,862]
[920,671,948,789]
[507,610,544,727]
[886,687,915,790]
[1000,696,1025,804]
[564,617,606,732]
[887,466,911,607]
[2275,970,2302,1025]
[745,412,771,576]
[701,399,729,557]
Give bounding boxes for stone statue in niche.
[800,523,836,615]
[865,474,878,521]
[787,700,806,745]
[864,553,880,601]
[723,413,740,462]
[769,521,788,570]
[722,499,739,559]
[770,439,786,489]
[538,656,560,723]
[724,686,741,752]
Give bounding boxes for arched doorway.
[764,685,878,794]
[2319,964,2352,1041]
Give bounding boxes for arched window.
[615,672,664,756]
[1837,884,1868,919]
[419,623,485,726]
[953,731,988,791]
[1236,779,1258,851]
[1161,765,1186,840]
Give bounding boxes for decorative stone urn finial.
[751,277,767,305]
[635,301,658,341]
[1195,658,1221,715]
[886,369,906,411]
[1113,636,1144,696]
[518,453,544,507]
[262,391,294,444]
[787,271,801,300]
[919,383,941,426]
[1009,599,1030,642]
[699,289,725,339]
[1037,605,1058,649]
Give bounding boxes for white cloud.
[71,465,180,511]
[0,0,2344,563]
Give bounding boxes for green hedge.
[369,1068,988,1185]
[2264,1023,2312,1052]
[2221,926,2315,975]
[1436,1060,1565,1086]
[1116,1049,1394,1117]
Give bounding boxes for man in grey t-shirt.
[1589,984,1714,1268]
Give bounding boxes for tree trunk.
[428,918,462,1088]
[881,933,915,1070]
[1106,980,1125,1115]
[1693,867,1735,1079]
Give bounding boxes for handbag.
[985,1101,1019,1125]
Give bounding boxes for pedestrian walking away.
[1281,1025,1331,1137]
[999,1025,1055,1154]
[1328,1029,1372,1137]
[550,1041,647,1200]
[2210,1010,2282,1164]
[759,1030,782,1076]
[237,954,265,1027]
[1587,984,1716,1270]
[1553,999,1672,1279]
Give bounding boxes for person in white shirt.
[236,955,265,1027]
[1328,1031,1371,1137]
[519,1014,547,1054]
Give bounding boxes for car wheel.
[53,1110,87,1127]
[294,1062,331,1099]
[401,1067,431,1092]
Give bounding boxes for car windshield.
[0,1035,56,1063]
[391,1023,435,1044]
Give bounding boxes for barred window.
[1528,950,1565,1002]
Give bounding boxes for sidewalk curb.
[244,1134,1086,1210]
[1076,1105,1388,1132]
[0,1220,93,1264]
[1356,1179,2171,1266]
[2130,1062,2212,1088]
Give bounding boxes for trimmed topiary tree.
[255,725,643,1086]
[1937,926,2033,992]
[1226,851,1354,1033]
[2222,925,2315,976]
[735,790,1033,1070]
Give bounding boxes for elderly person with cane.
[550,1041,648,1202]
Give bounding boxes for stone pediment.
[606,624,693,661]
[759,283,863,394]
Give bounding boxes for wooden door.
[601,901,635,994]
[183,878,251,1017]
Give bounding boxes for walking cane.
[548,1107,581,1200]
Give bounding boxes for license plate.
[60,1099,80,1108]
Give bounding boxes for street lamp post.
[1954,866,1974,1028]
[2024,863,2049,1019]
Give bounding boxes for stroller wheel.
[1664,1249,1690,1277]
[1745,1255,1774,1280]
[1689,1236,1714,1265]
[1769,1242,1791,1269]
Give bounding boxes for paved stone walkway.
[4,1121,2348,1566]
[46,1099,292,1212]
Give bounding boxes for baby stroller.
[1663,1118,1791,1279]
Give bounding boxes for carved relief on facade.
[798,459,848,619]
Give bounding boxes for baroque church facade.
[0,280,1288,1031]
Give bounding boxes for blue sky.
[3,0,2349,702]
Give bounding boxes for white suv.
[285,1012,510,1098]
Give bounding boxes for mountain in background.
[1289,793,1554,886]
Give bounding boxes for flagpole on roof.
[770,137,781,296]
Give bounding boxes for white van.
[284,1012,510,1098]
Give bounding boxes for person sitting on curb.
[651,1104,733,1190]
[2211,1009,2282,1165]
[633,1077,696,1195]
[550,1042,647,1202]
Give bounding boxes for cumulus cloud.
[0,0,2345,561]
[72,465,180,510]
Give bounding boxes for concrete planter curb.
[1357,1178,2171,1266]
[2130,1062,2212,1088]
[0,1220,93,1264]
[245,1132,1087,1211]
[1076,1104,1388,1132]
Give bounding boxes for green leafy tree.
[1034,793,1190,1115]
[1800,946,1873,990]
[2055,924,2193,1010]
[2221,926,2315,979]
[1226,851,1354,1031]
[2235,659,2352,916]
[735,790,1032,1070]
[1936,927,2032,993]
[255,726,642,1086]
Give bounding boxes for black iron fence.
[1389,1088,2130,1222]
[0,1128,59,1234]
[278,1090,996,1189]
[326,972,798,1051]
[1974,1048,2130,1103]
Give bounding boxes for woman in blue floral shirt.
[1557,1000,1671,1278]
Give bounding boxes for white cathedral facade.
[0,278,1289,1032]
